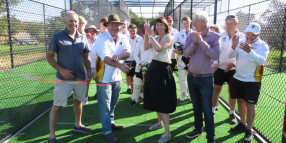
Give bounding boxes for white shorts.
[53,76,87,107]
[84,67,96,80]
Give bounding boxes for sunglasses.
[226,15,236,19]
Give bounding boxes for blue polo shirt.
[48,28,90,81]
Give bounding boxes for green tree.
[24,22,45,43]
[0,0,22,13]
[235,10,256,32]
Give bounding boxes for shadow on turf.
[9,93,262,143]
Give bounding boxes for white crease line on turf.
[0,86,54,89]
[3,106,52,143]
[57,123,224,128]
[0,101,33,104]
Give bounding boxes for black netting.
[0,0,130,142]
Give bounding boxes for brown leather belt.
[188,71,213,78]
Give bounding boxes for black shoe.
[73,125,92,133]
[215,107,219,111]
[130,100,137,106]
[127,88,132,94]
[243,129,253,143]
[93,93,97,100]
[111,123,123,131]
[186,130,203,138]
[230,122,247,132]
[47,138,57,143]
[68,94,73,99]
[103,133,118,143]
[229,114,237,124]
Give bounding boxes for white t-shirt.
[173,29,193,45]
[88,38,97,68]
[126,35,143,61]
[215,31,245,70]
[91,31,131,83]
[134,40,152,72]
[170,27,178,59]
[227,38,269,82]
[173,29,193,69]
[118,30,130,38]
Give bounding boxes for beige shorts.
[53,76,87,107]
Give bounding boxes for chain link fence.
[0,0,129,142]
[165,0,286,142]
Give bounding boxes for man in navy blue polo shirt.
[46,11,92,143]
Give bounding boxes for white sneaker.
[149,123,164,131]
[158,133,171,143]
[180,96,186,101]
[140,92,144,99]
[82,97,88,106]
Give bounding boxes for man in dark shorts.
[212,15,245,124]
[228,23,269,143]
[125,24,143,94]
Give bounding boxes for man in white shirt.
[119,20,132,93]
[212,15,245,124]
[125,24,143,95]
[228,23,269,143]
[90,14,131,143]
[91,17,108,101]
[173,16,193,102]
[130,27,151,106]
[166,16,179,72]
[119,20,130,37]
[82,25,98,106]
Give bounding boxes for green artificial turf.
[3,60,263,143]
[0,60,56,140]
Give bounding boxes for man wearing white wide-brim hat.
[227,22,269,143]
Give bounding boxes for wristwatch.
[149,35,153,38]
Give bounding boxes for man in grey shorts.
[46,11,92,143]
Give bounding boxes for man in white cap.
[212,15,245,124]
[228,22,269,143]
[81,25,98,106]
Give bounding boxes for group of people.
[46,10,269,143]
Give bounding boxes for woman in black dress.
[143,17,177,143]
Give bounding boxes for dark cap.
[104,14,124,27]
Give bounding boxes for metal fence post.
[280,6,286,72]
[228,0,230,15]
[70,0,72,10]
[179,5,181,30]
[214,0,218,24]
[248,5,251,25]
[43,4,47,54]
[6,0,14,68]
[98,0,100,25]
[173,0,174,19]
[190,0,193,28]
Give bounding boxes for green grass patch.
[0,45,46,56]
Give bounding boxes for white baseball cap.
[85,25,98,34]
[245,23,261,34]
